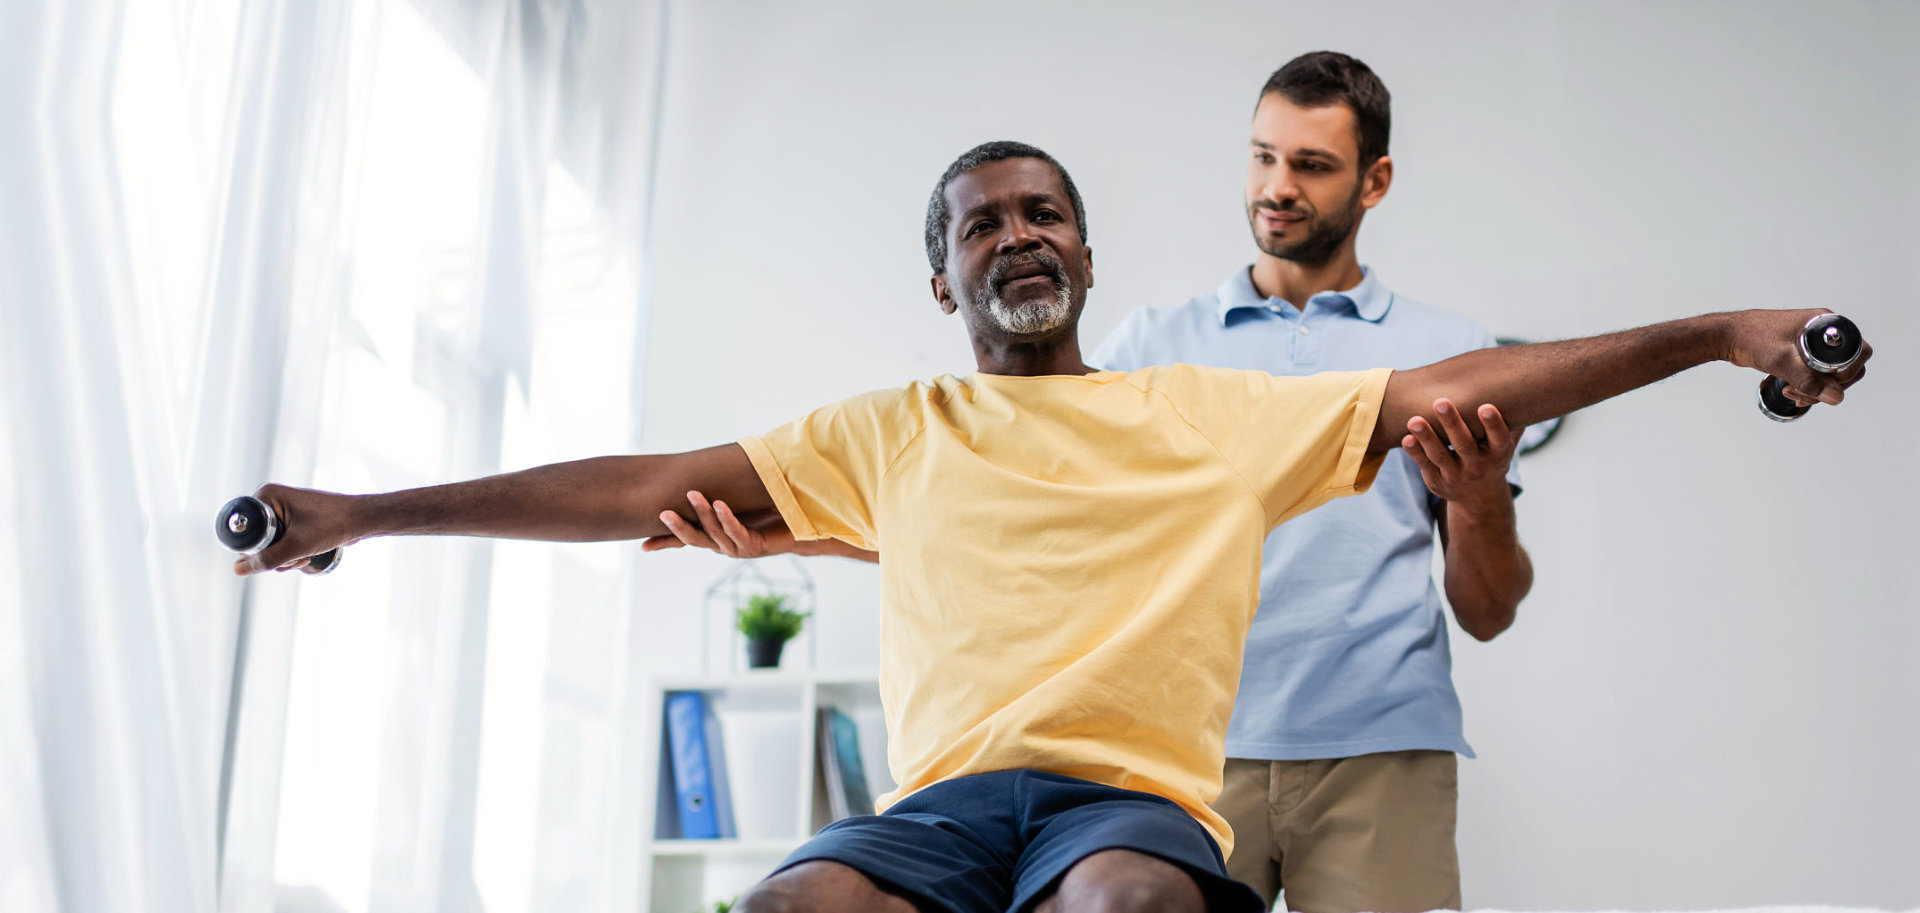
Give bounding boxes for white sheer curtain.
[0,1,666,912]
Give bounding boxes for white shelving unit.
[637,669,892,913]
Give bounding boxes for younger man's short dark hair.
[1263,51,1392,169]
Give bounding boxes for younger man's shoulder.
[1363,291,1503,359]
[1091,293,1228,369]
[1376,291,1492,337]
[1105,282,1494,347]
[1109,292,1224,337]
[1119,362,1390,401]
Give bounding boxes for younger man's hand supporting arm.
[641,490,879,563]
[1405,398,1533,641]
[1371,308,1872,453]
[235,444,772,575]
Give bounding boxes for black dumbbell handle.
[215,496,341,574]
[1756,376,1810,422]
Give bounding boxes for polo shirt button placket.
[1295,306,1324,366]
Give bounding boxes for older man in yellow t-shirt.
[237,141,1867,913]
[744,362,1387,851]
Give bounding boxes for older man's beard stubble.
[974,251,1075,338]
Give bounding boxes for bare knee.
[1100,877,1203,913]
[1069,877,1203,913]
[1045,850,1205,913]
[735,880,804,913]
[736,861,917,913]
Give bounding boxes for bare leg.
[735,860,922,913]
[1032,849,1206,913]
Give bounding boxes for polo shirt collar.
[1216,264,1394,325]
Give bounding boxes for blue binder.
[706,697,736,839]
[665,691,735,839]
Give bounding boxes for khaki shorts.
[1212,750,1461,913]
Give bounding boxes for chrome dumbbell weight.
[214,495,341,574]
[1757,313,1864,422]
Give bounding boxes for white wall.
[633,1,1920,908]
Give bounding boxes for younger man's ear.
[1362,156,1394,209]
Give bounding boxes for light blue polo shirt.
[1093,266,1520,760]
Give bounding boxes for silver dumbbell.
[1757,313,1864,422]
[215,495,341,574]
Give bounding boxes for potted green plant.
[735,593,808,669]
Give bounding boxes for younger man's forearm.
[1441,495,1532,641]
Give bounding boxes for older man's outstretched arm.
[1371,308,1871,454]
[233,443,772,575]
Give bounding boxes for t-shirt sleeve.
[1151,365,1393,530]
[736,387,921,551]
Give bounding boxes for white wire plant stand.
[701,555,818,674]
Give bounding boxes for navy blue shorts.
[769,770,1264,913]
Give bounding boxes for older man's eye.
[965,221,992,237]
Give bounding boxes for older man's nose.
[997,218,1043,253]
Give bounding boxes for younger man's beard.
[1252,181,1365,266]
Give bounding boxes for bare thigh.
[735,860,923,913]
[1032,849,1205,913]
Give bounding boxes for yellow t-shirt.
[738,364,1391,856]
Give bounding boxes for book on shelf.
[816,705,874,821]
[664,691,736,839]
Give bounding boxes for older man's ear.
[932,273,957,315]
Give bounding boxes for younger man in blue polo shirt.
[1091,52,1534,912]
